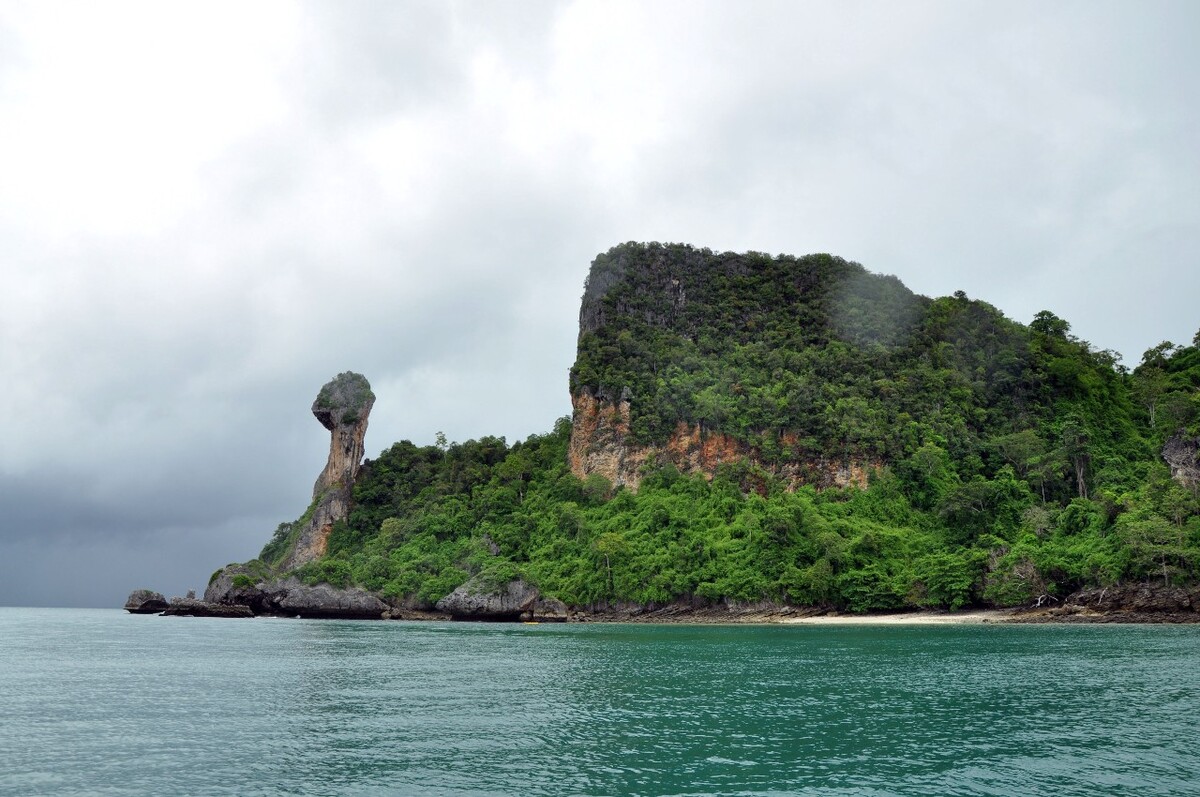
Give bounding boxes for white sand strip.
[782,610,1012,625]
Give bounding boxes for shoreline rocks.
[206,574,391,619]
[435,577,537,620]
[435,577,569,622]
[161,597,254,618]
[123,589,170,614]
[204,564,274,613]
[1009,583,1200,624]
[131,579,1200,624]
[264,578,390,619]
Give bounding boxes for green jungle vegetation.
[271,243,1199,611]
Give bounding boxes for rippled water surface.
[2,609,1198,796]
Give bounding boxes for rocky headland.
[197,372,381,617]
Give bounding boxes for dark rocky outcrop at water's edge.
[1069,583,1200,613]
[435,577,569,621]
[201,569,574,621]
[266,578,389,619]
[204,564,273,612]
[122,589,252,617]
[139,576,1200,624]
[1011,583,1200,623]
[205,574,389,619]
[124,589,169,614]
[160,597,254,618]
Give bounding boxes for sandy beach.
[781,609,1015,625]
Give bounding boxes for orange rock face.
[313,416,372,498]
[567,391,639,487]
[568,391,879,492]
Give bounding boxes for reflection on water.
[1,609,1198,796]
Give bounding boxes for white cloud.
[0,1,298,238]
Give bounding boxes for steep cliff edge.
[567,243,922,490]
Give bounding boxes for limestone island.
[129,243,1200,624]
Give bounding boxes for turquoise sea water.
[1,609,1198,796]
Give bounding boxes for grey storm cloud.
[1,0,1197,607]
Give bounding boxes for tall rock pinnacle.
[311,372,375,497]
[271,372,374,572]
[205,372,377,595]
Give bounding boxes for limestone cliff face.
[1163,434,1200,489]
[568,389,878,492]
[278,490,352,572]
[567,388,638,488]
[278,372,375,572]
[568,243,892,493]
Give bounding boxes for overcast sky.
[2,1,1197,608]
